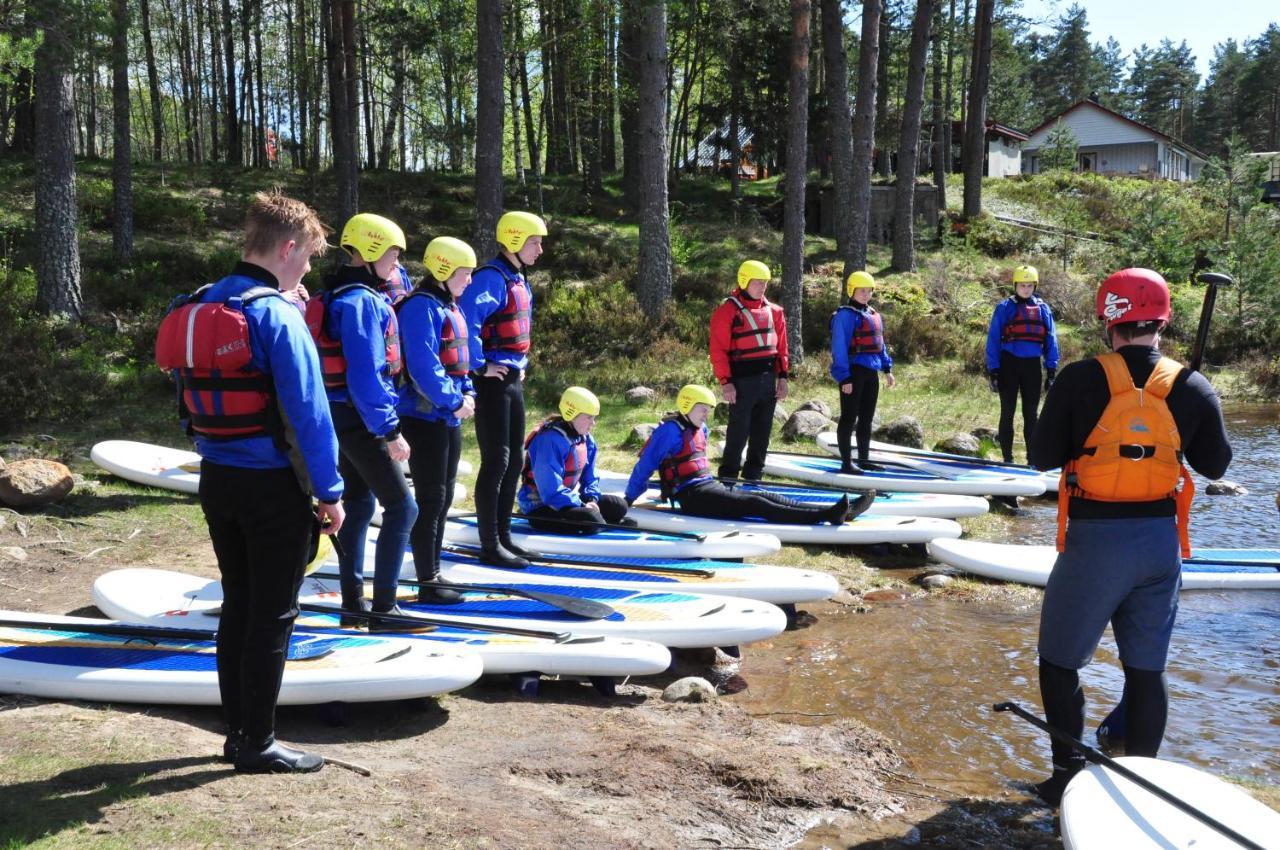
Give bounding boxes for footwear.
[839,461,864,475]
[480,543,530,568]
[368,604,434,633]
[222,733,241,764]
[416,579,464,605]
[499,536,537,560]
[339,589,370,628]
[614,516,639,528]
[1033,761,1084,807]
[823,494,851,525]
[234,737,324,774]
[846,490,877,519]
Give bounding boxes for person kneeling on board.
[517,387,632,535]
[625,385,873,524]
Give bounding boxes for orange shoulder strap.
[1141,356,1183,401]
[1095,351,1133,395]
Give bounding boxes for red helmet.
[1096,268,1171,330]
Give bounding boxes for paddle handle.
[1189,272,1233,373]
[993,701,1266,850]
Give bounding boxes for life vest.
[843,305,884,354]
[398,288,471,378]
[725,293,778,362]
[154,283,282,441]
[477,263,531,354]
[521,418,589,502]
[648,415,711,501]
[1001,298,1048,344]
[1056,352,1194,557]
[379,267,412,305]
[304,283,402,391]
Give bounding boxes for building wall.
[986,136,1023,178]
[1024,104,1154,149]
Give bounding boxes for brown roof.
[1027,100,1207,160]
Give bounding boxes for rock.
[661,677,719,703]
[624,386,657,405]
[971,426,998,444]
[621,423,658,450]
[711,426,728,440]
[782,410,834,442]
[933,432,981,457]
[772,404,789,424]
[920,574,953,589]
[873,416,925,449]
[794,399,833,420]
[0,546,26,562]
[1205,480,1248,496]
[0,459,74,508]
[862,588,908,603]
[714,401,732,423]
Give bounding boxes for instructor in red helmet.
[1028,268,1231,807]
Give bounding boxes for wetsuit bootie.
[1033,760,1085,807]
[369,603,433,633]
[416,567,463,605]
[847,490,877,520]
[839,461,863,475]
[222,732,241,764]
[339,587,370,628]
[822,495,851,525]
[499,535,537,560]
[234,737,324,774]
[480,542,530,569]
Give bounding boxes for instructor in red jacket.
[710,259,790,481]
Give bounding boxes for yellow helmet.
[737,260,771,290]
[423,236,478,282]
[845,270,876,298]
[559,386,600,420]
[1013,265,1039,284]
[304,528,334,576]
[676,384,717,416]
[496,211,548,253]
[339,213,406,263]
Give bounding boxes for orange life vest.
[1056,352,1194,557]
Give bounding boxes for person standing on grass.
[829,271,896,474]
[987,264,1059,463]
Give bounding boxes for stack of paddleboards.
[815,432,1060,491]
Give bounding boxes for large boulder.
[624,386,657,406]
[782,410,834,442]
[793,399,833,420]
[1205,480,1248,496]
[934,432,982,457]
[873,416,925,449]
[621,423,658,449]
[772,404,789,424]
[714,401,732,423]
[971,426,998,444]
[0,459,74,508]
[661,677,719,703]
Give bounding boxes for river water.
[738,405,1280,835]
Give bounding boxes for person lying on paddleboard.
[516,387,632,535]
[625,385,873,524]
[829,270,896,475]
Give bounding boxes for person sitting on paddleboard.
[1028,268,1231,807]
[986,264,1059,463]
[829,271,895,474]
[625,385,872,524]
[517,387,632,535]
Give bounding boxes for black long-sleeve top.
[1030,345,1232,519]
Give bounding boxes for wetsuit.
[518,418,628,534]
[830,303,893,468]
[987,294,1059,462]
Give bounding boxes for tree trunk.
[601,4,617,172]
[207,0,222,162]
[293,0,308,168]
[32,0,83,320]
[9,68,35,155]
[957,0,970,158]
[475,0,505,259]
[85,58,98,159]
[379,46,406,170]
[359,16,375,170]
[961,0,991,219]
[255,0,267,168]
[930,2,946,204]
[549,0,573,175]
[849,0,882,271]
[516,1,538,176]
[781,0,811,361]
[618,0,640,209]
[221,0,240,164]
[140,0,165,160]
[821,0,854,268]
[328,0,359,222]
[873,7,891,177]
[635,0,672,315]
[505,2,526,191]
[240,0,256,167]
[111,0,133,265]
[891,0,933,272]
[943,0,954,173]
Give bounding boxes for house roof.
[987,121,1029,142]
[1027,100,1207,161]
[685,122,754,167]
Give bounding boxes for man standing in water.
[1029,268,1231,806]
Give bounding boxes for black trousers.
[403,416,461,582]
[718,370,777,481]
[997,350,1042,463]
[526,494,629,534]
[677,481,832,524]
[836,365,880,465]
[199,461,312,748]
[473,369,526,547]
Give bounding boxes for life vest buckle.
[1118,444,1155,461]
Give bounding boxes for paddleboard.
[614,502,962,545]
[1061,756,1280,850]
[91,570,670,677]
[759,450,1047,497]
[0,610,482,705]
[927,538,1280,590]
[94,568,788,649]
[443,516,783,559]
[816,432,1061,489]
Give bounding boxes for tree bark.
[873,7,891,176]
[961,0,991,219]
[505,1,526,190]
[140,0,165,160]
[601,4,617,172]
[849,0,882,271]
[379,46,406,170]
[112,0,134,265]
[635,0,672,315]
[618,0,640,209]
[255,0,268,168]
[207,0,222,162]
[475,0,505,259]
[781,0,811,361]
[328,0,359,221]
[891,0,934,271]
[9,67,35,155]
[821,0,854,268]
[930,1,946,203]
[221,0,240,164]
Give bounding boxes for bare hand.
[386,434,410,463]
[884,373,896,389]
[484,363,509,379]
[283,283,309,305]
[721,383,737,405]
[456,395,477,420]
[776,378,789,401]
[317,501,345,536]
[840,382,853,395]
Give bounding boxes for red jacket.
[709,289,790,384]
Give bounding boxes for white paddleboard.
[816,432,1061,489]
[92,440,202,495]
[927,538,1280,590]
[619,502,962,545]
[444,516,783,559]
[0,610,481,705]
[1061,756,1280,850]
[760,450,1047,497]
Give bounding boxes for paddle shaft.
[298,603,572,641]
[309,571,615,619]
[993,701,1266,850]
[443,544,717,578]
[865,443,1040,472]
[0,616,217,643]
[508,512,709,542]
[1184,557,1280,570]
[1189,272,1233,373]
[763,447,963,481]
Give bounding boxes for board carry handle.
[993,700,1266,850]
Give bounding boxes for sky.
[1017,0,1278,78]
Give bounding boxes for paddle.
[711,476,872,499]
[508,512,711,542]
[993,700,1267,850]
[442,543,718,579]
[862,442,1043,472]
[297,602,579,642]
[0,616,336,660]
[308,570,616,620]
[1184,556,1280,570]
[1189,272,1233,373]
[762,447,964,481]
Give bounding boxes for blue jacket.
[192,264,343,502]
[518,421,601,512]
[319,270,401,437]
[830,304,893,383]
[625,418,713,503]
[986,295,1059,372]
[457,254,532,372]
[396,282,475,427]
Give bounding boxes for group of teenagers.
[157,190,1231,813]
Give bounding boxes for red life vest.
[1002,298,1048,344]
[477,263,531,354]
[848,306,884,354]
[650,415,711,501]
[304,283,402,391]
[438,302,471,377]
[521,418,589,502]
[725,293,778,363]
[154,283,282,441]
[379,268,412,305]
